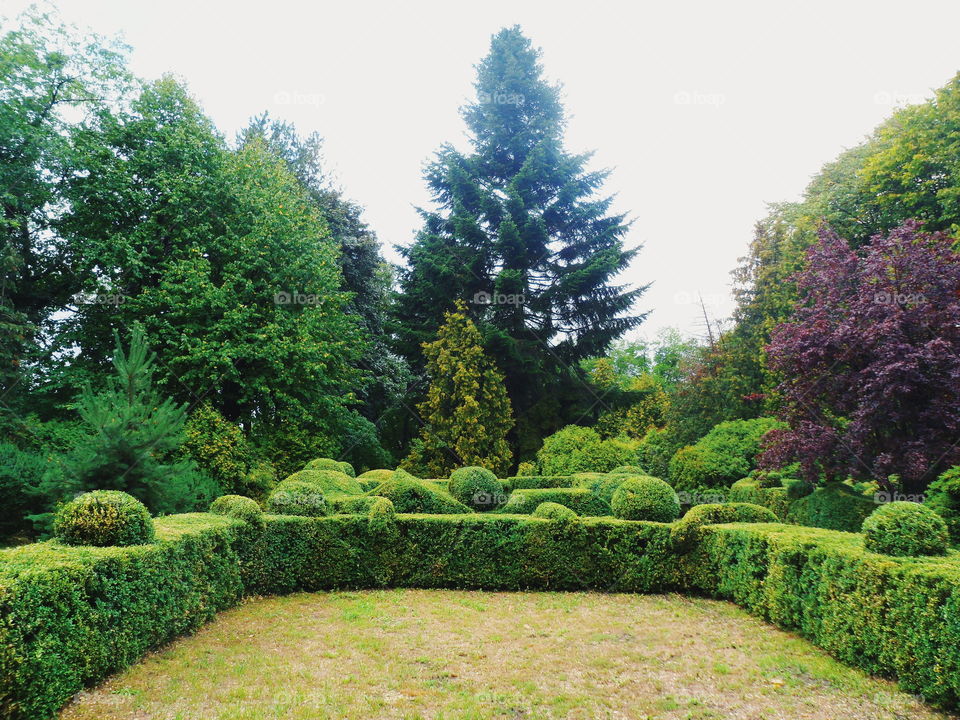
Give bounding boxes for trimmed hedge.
[503,475,575,490]
[670,502,778,552]
[728,478,791,520]
[0,514,244,720]
[209,495,265,531]
[610,476,680,522]
[53,491,154,547]
[448,466,504,511]
[304,458,356,477]
[368,471,472,514]
[862,502,949,557]
[498,487,610,516]
[786,482,877,532]
[285,468,363,496]
[571,473,632,504]
[532,502,578,521]
[265,480,327,516]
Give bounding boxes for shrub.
[786,482,876,532]
[611,465,645,475]
[284,469,362,496]
[327,495,382,514]
[610,476,680,522]
[209,495,265,530]
[182,402,251,495]
[785,478,814,500]
[862,502,949,557]
[516,461,536,476]
[241,461,277,502]
[304,458,356,477]
[499,488,611,516]
[671,502,778,551]
[572,473,631,504]
[357,469,394,482]
[532,502,577,521]
[503,475,574,490]
[925,466,960,543]
[728,478,790,520]
[536,425,636,475]
[0,442,48,540]
[54,491,155,547]
[369,470,472,514]
[266,481,327,516]
[669,418,783,492]
[635,427,679,480]
[448,466,505,511]
[367,497,397,532]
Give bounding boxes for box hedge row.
[5,510,960,717]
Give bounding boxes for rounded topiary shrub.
[266,480,327,516]
[448,466,504,511]
[610,475,680,522]
[532,501,577,521]
[210,494,265,530]
[54,490,155,547]
[285,468,363,496]
[358,469,394,482]
[863,501,949,557]
[304,458,356,477]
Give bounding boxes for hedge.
[786,481,877,532]
[728,478,791,519]
[502,475,575,490]
[6,509,960,717]
[497,487,611,516]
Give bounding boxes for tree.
[394,26,645,458]
[403,302,514,476]
[42,325,217,514]
[760,221,960,492]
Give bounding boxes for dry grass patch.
[61,589,953,720]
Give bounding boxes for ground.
[61,589,952,720]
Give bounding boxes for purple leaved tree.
[760,220,960,492]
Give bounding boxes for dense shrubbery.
[448,466,504,511]
[210,495,265,530]
[266,481,327,516]
[369,470,472,514]
[53,491,155,547]
[785,482,876,532]
[358,469,394,482]
[499,488,610,516]
[727,478,790,519]
[284,469,363,497]
[610,476,680,522]
[536,426,636,475]
[670,502,777,551]
[532,502,578,521]
[862,502,949,557]
[925,466,960,543]
[504,475,575,490]
[571,473,631,504]
[635,427,678,481]
[304,458,356,477]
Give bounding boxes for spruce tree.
[394,26,646,458]
[403,301,514,477]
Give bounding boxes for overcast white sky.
[6,0,960,341]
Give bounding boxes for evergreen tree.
[394,26,646,458]
[43,325,218,513]
[403,301,514,477]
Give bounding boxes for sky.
[5,0,960,342]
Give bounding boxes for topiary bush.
[535,425,637,475]
[304,458,356,477]
[862,501,949,557]
[284,468,363,497]
[369,469,472,514]
[209,495,265,530]
[358,469,394,482]
[367,496,397,532]
[504,475,575,490]
[610,476,680,522]
[925,465,960,543]
[671,502,778,551]
[728,478,790,520]
[54,490,155,547]
[266,481,327,516]
[498,487,611,516]
[786,482,876,532]
[448,466,505,511]
[241,461,277,501]
[531,501,577,521]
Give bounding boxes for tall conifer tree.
[394,26,646,458]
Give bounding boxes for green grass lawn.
[60,590,952,720]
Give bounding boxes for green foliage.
[532,502,578,521]
[727,479,791,520]
[785,482,877,532]
[283,469,363,497]
[369,470,472,514]
[668,418,782,493]
[785,478,814,500]
[670,502,778,552]
[241,462,277,502]
[0,443,48,540]
[925,466,960,543]
[403,302,514,476]
[536,425,636,475]
[503,475,574,490]
[448,466,505,511]
[53,491,154,547]
[571,473,631,505]
[182,403,252,495]
[366,497,397,533]
[610,476,680,522]
[358,469,394,482]
[304,458,356,477]
[499,488,610,516]
[265,481,327,517]
[635,427,680,480]
[611,465,645,475]
[209,495,265,531]
[326,495,382,515]
[862,502,949,557]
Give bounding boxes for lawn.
[59,589,949,720]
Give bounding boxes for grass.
[60,589,952,720]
